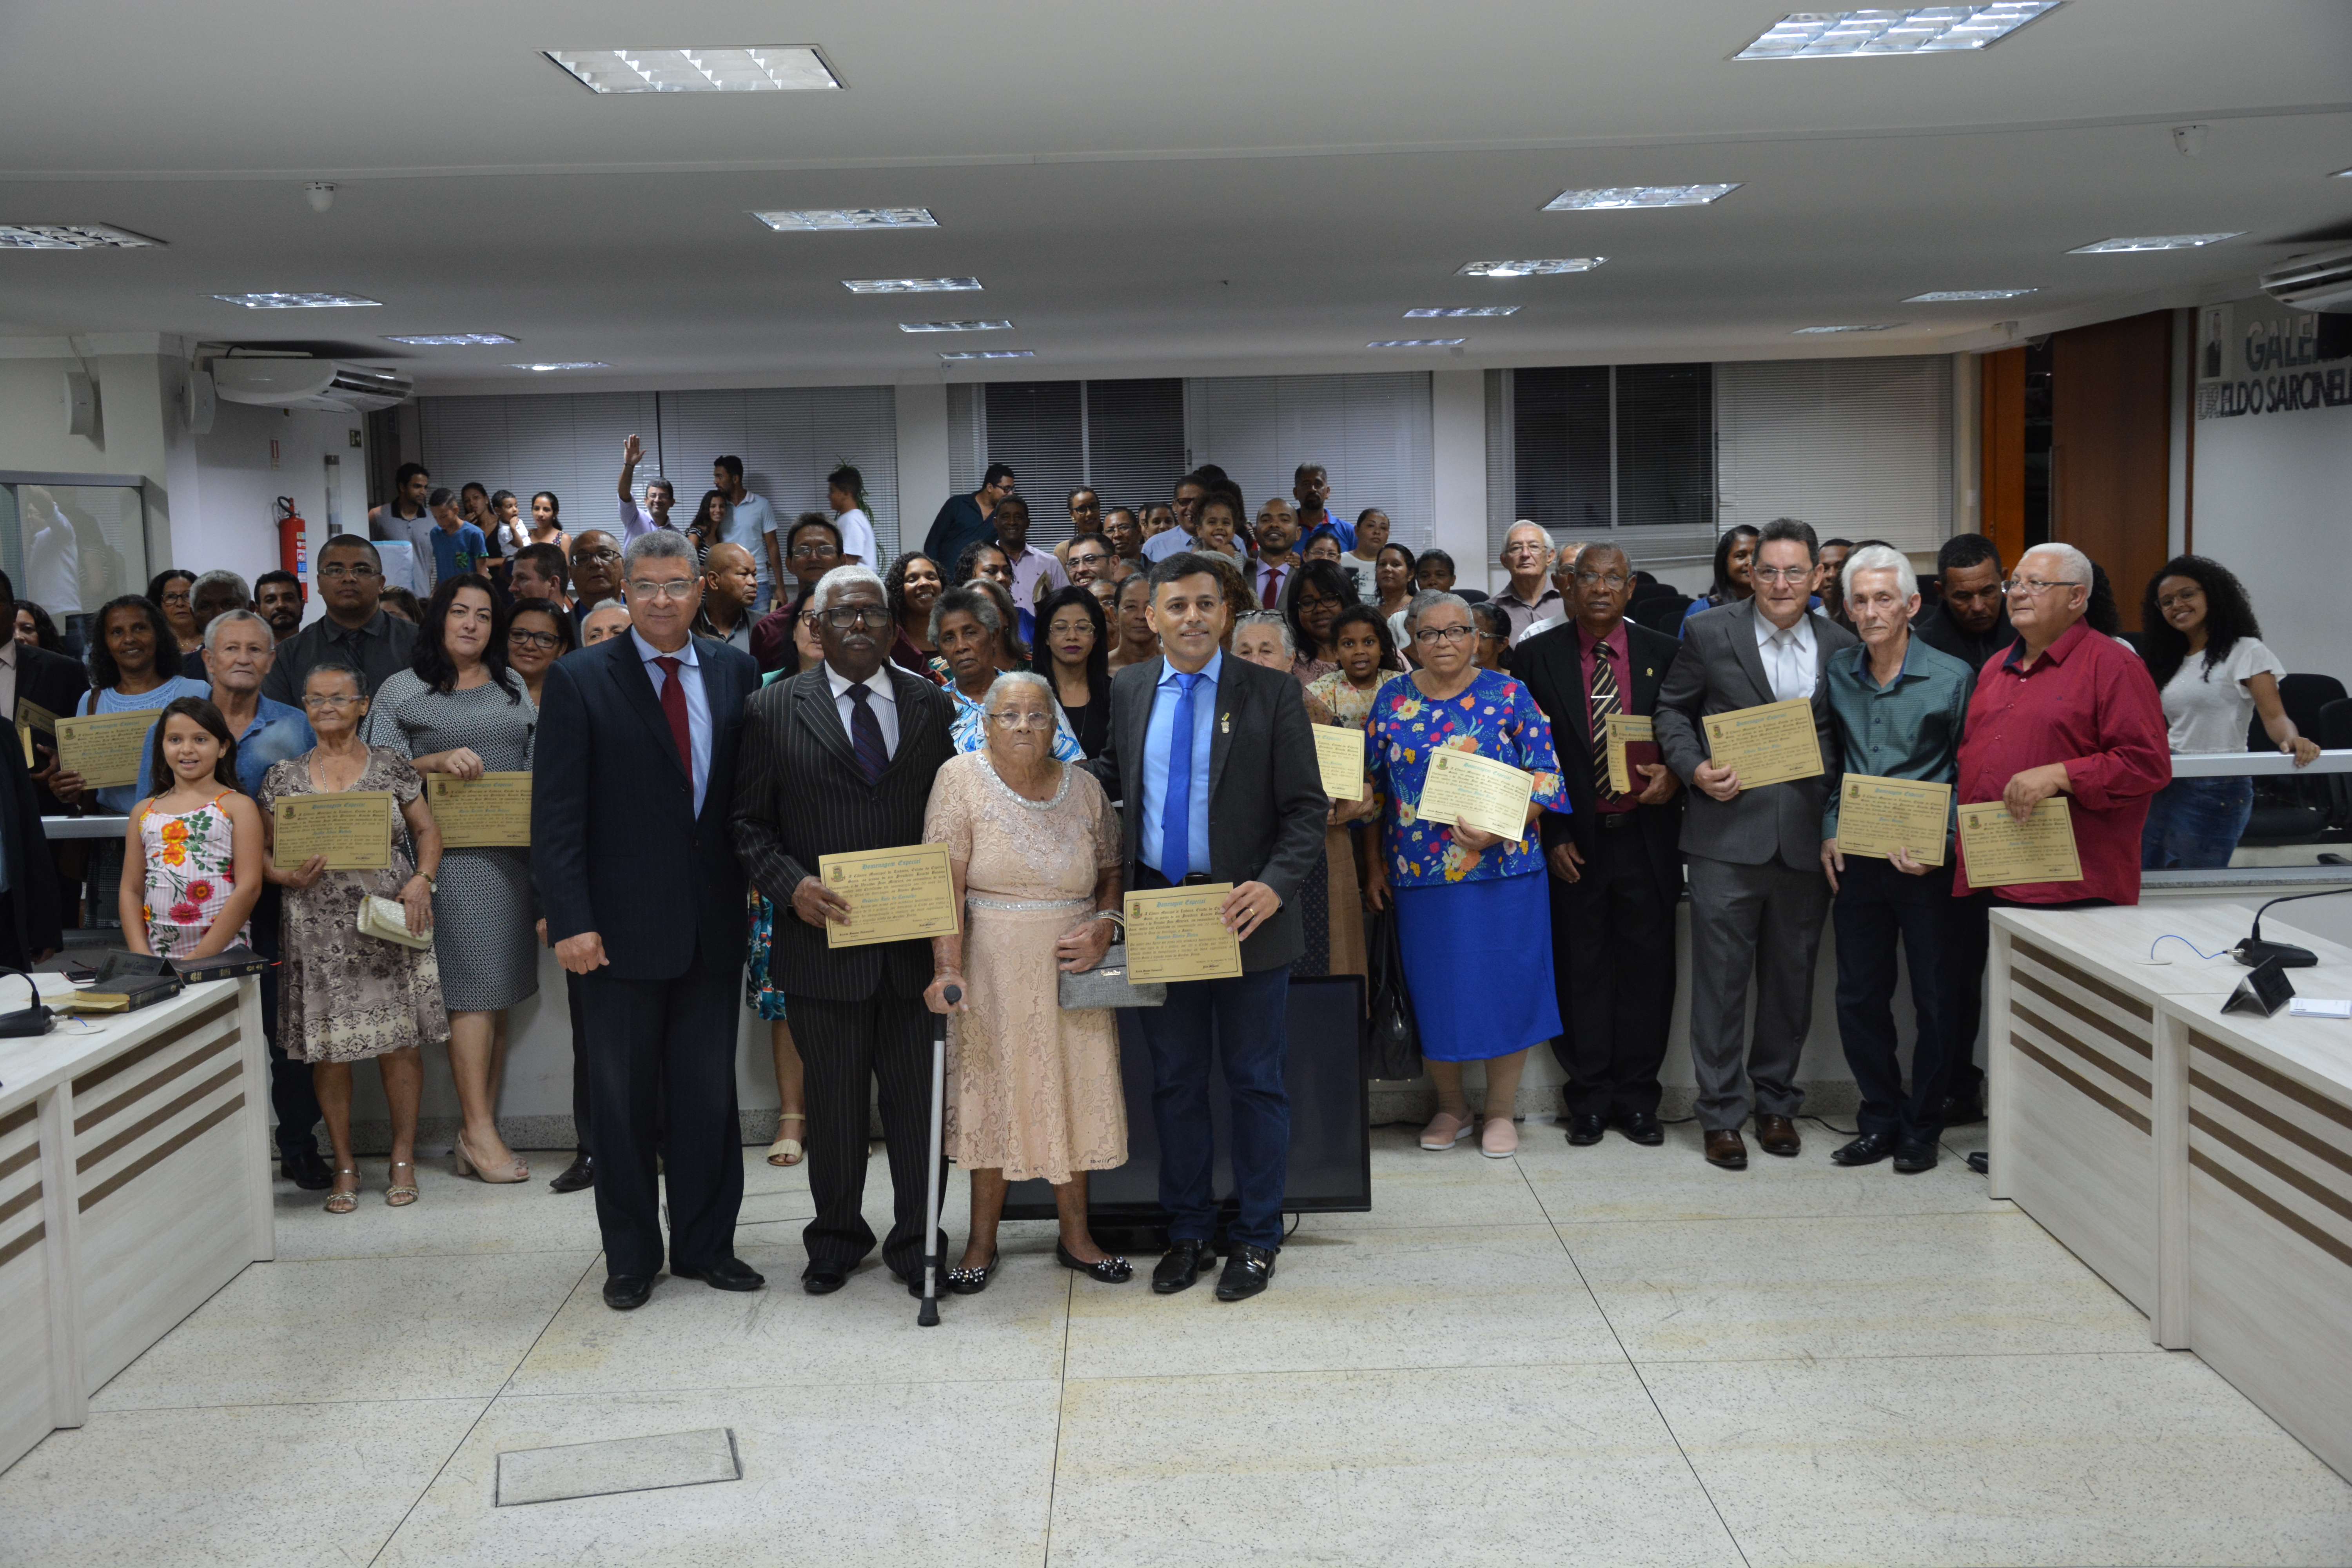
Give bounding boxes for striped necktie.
[1589,641,1623,802]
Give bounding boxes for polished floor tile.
[1047,1363,1740,1568]
[0,1396,486,1568]
[1646,1351,2352,1567]
[492,1425,740,1506]
[376,1380,1059,1568]
[1309,1128,1554,1231]
[1062,1223,1625,1380]
[270,1160,607,1261]
[1560,1209,2161,1364]
[90,1249,596,1411]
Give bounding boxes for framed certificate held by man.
[1124,882,1243,983]
[1701,698,1823,790]
[817,842,962,949]
[1957,797,2083,886]
[1836,775,1953,866]
[427,773,532,848]
[272,791,395,871]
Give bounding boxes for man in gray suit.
[1655,517,1858,1171]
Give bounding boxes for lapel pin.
[1220,713,1232,734]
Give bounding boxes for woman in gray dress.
[365,573,539,1183]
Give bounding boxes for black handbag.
[1362,906,1421,1081]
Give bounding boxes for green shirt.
[1821,632,1975,839]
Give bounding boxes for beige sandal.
[766,1113,806,1167]
[324,1167,360,1214]
[385,1158,419,1207]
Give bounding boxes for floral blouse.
[1364,668,1566,889]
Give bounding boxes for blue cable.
[2149,934,2229,962]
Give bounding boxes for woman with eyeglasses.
[365,573,540,1185]
[884,551,949,682]
[505,599,574,707]
[749,515,843,672]
[1284,559,1358,686]
[147,569,202,653]
[933,584,1081,760]
[1363,591,1565,1159]
[1036,584,1112,759]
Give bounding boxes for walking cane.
[918,983,960,1327]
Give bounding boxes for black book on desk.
[64,971,183,1015]
[170,946,268,984]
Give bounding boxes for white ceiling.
[2,0,2348,392]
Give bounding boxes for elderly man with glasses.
[260,534,420,706]
[1491,521,1565,641]
[1953,542,2169,911]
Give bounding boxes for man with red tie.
[1250,497,1301,609]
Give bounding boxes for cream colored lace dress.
[922,750,1127,1185]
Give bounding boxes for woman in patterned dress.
[1363,592,1566,1160]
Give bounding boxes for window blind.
[1484,369,1516,564]
[1715,355,1952,553]
[980,381,1087,546]
[1615,363,1715,535]
[657,386,902,559]
[1508,365,1613,548]
[417,391,661,530]
[1183,372,1434,548]
[1085,377,1186,524]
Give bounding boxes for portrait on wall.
[2198,304,2232,383]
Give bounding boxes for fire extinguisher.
[275,496,309,602]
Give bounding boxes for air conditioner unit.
[210,357,412,412]
[2260,245,2352,314]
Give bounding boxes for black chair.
[2241,673,2349,845]
[2318,698,2352,833]
[1629,592,1692,636]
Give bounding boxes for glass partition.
[0,475,149,657]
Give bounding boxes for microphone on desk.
[2232,879,2352,969]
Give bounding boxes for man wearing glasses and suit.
[1654,517,1858,1171]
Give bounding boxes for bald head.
[702,540,759,614]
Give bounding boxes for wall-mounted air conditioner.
[2260,245,2352,314]
[210,357,412,412]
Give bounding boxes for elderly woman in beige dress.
[923,671,1129,1291]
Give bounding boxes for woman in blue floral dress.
[1364,592,1566,1159]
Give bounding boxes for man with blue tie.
[1087,553,1327,1301]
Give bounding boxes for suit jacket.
[1083,654,1327,973]
[15,644,89,818]
[1512,617,1686,895]
[0,713,60,959]
[1653,600,1858,872]
[532,633,759,980]
[729,663,957,1003]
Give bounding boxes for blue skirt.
[1392,873,1561,1062]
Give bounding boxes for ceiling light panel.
[510,361,609,371]
[1405,307,1519,318]
[1369,339,1467,348]
[752,208,936,231]
[1457,258,1604,278]
[546,48,840,93]
[843,277,980,293]
[1544,185,1741,211]
[2067,234,2242,253]
[0,223,162,250]
[899,319,1013,333]
[386,334,516,346]
[1793,323,1902,334]
[214,292,381,309]
[1736,5,2061,59]
[1903,289,2038,301]
[938,350,1033,361]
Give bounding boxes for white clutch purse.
[357,895,432,950]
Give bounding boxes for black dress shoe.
[1214,1242,1278,1302]
[1941,1094,1986,1127]
[1892,1139,1940,1174]
[801,1265,849,1296]
[1152,1238,1216,1295]
[1057,1241,1133,1283]
[548,1152,594,1194]
[672,1256,765,1291]
[1617,1109,1665,1146]
[1565,1113,1607,1146]
[281,1146,333,1191]
[1831,1133,1895,1167]
[603,1274,653,1311]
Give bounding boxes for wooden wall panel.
[1980,346,2027,567]
[2052,312,2173,631]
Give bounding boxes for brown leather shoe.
[1704,1129,1748,1170]
[1755,1115,1802,1157]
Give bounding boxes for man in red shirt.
[1954,543,2170,907]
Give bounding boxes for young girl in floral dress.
[119,697,265,962]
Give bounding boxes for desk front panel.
[0,1102,49,1472]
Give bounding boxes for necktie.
[846,682,889,785]
[653,655,694,797]
[1160,672,1203,878]
[1589,641,1623,802]
[1261,565,1280,610]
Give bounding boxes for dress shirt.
[1138,652,1220,878]
[1252,559,1297,608]
[1006,544,1068,610]
[1755,611,1819,703]
[368,503,436,566]
[1514,610,1568,648]
[615,497,665,541]
[225,696,317,799]
[1491,583,1565,641]
[632,629,713,818]
[258,609,419,709]
[1296,512,1357,550]
[1819,635,1974,840]
[1579,622,1639,817]
[722,492,779,607]
[1141,526,1194,563]
[825,661,901,760]
[1954,619,2171,905]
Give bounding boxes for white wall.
[182,402,368,594]
[893,381,951,549]
[2190,385,2352,682]
[1429,370,1489,588]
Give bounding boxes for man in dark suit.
[0,570,91,939]
[534,530,763,1312]
[0,662,62,972]
[1514,544,1686,1148]
[1085,552,1327,1301]
[1655,518,1859,1171]
[729,565,958,1298]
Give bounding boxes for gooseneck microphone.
[2233,886,2352,970]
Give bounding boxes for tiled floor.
[8,1119,2352,1567]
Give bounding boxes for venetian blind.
[1183,371,1434,548]
[416,391,661,531]
[656,386,902,559]
[1715,355,1953,553]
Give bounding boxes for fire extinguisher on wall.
[275,496,308,602]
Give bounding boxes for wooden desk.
[0,978,272,1474]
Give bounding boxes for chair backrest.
[1630,593,1691,635]
[2279,673,2349,735]
[2320,697,2352,751]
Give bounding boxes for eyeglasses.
[161,590,191,606]
[986,712,1055,730]
[1571,570,1629,590]
[509,629,563,650]
[317,563,379,581]
[1502,542,1546,559]
[301,693,363,710]
[2155,589,2204,612]
[626,577,697,601]
[574,547,622,564]
[2002,577,2084,597]
[1414,625,1476,644]
[788,542,839,559]
[818,605,891,629]
[1068,551,1108,568]
[1751,565,1815,584]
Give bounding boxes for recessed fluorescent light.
[546,48,840,93]
[938,349,1033,361]
[1903,289,2039,302]
[509,361,609,372]
[2335,167,2352,179]
[843,277,981,294]
[386,333,516,346]
[1369,339,1467,348]
[213,292,381,309]
[0,223,162,250]
[1544,185,1740,211]
[2067,234,2243,253]
[1793,324,1902,334]
[1405,307,1519,318]
[1736,4,2060,59]
[899,319,1013,333]
[753,208,936,231]
[1458,258,1604,278]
